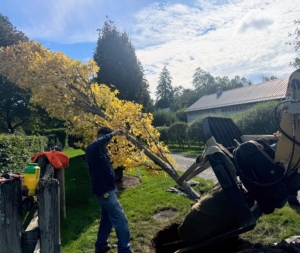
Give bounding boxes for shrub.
[167,122,189,149]
[157,126,169,144]
[187,117,205,147]
[230,101,279,135]
[187,113,224,147]
[38,128,68,148]
[152,110,178,127]
[175,108,187,122]
[0,134,47,174]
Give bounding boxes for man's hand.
[273,131,280,141]
[112,129,124,136]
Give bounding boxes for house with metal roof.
[185,77,289,122]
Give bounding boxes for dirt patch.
[237,240,300,253]
[151,223,300,253]
[153,209,178,220]
[116,174,141,190]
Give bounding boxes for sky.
[1,0,300,99]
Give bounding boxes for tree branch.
[73,100,109,120]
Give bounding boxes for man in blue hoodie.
[85,127,132,253]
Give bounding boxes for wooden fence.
[0,166,65,253]
[0,178,23,253]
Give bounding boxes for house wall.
[186,103,254,122]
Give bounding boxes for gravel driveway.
[171,153,217,183]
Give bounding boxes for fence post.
[38,178,60,253]
[55,169,66,219]
[0,179,23,253]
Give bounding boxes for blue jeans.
[95,190,131,253]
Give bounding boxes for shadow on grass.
[60,154,100,246]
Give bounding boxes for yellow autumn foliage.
[0,41,176,171]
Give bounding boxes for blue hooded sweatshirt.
[85,133,116,196]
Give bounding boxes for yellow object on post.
[23,163,40,196]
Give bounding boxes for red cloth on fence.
[31,151,69,169]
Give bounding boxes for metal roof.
[185,77,289,112]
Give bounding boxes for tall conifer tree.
[155,66,173,109]
[94,19,152,110]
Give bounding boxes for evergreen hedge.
[230,101,279,135]
[183,102,279,147]
[152,110,178,127]
[0,134,47,174]
[175,108,187,122]
[187,113,223,146]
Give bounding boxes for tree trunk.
[7,119,14,133]
[186,139,191,148]
[178,138,184,151]
[0,179,23,253]
[127,135,200,200]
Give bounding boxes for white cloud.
[133,0,300,98]
[5,0,300,99]
[237,10,274,33]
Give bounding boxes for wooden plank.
[0,179,23,253]
[38,178,60,253]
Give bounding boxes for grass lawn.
[61,149,300,253]
[241,204,300,244]
[167,143,204,155]
[61,149,213,253]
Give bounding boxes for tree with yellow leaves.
[0,41,200,200]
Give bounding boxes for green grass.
[64,148,85,158]
[167,143,204,155]
[61,149,213,253]
[61,149,300,252]
[241,205,300,244]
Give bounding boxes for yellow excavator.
[158,69,300,253]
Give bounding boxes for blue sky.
[2,0,300,98]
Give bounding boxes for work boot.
[95,244,111,253]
